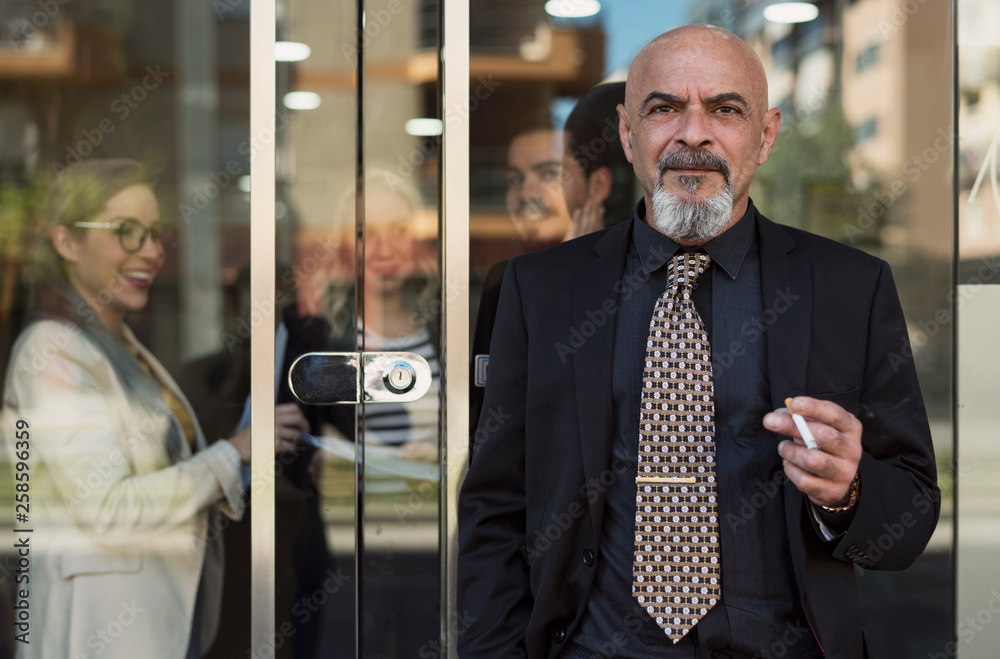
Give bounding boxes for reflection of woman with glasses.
[1,159,306,658]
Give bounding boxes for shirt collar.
[631,197,757,280]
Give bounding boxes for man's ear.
[757,107,782,166]
[51,225,81,264]
[617,104,634,164]
[586,166,613,205]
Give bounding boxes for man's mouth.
[667,167,719,176]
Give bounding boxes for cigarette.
[784,397,819,450]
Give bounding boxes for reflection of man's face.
[505,129,572,246]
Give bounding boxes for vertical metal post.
[249,0,276,653]
[355,1,366,656]
[441,0,470,656]
[175,0,223,360]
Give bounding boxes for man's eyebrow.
[704,92,751,110]
[530,160,562,171]
[640,91,752,111]
[641,92,685,108]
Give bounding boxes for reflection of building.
[691,0,839,120]
[957,0,1000,261]
[840,0,952,259]
[691,0,952,259]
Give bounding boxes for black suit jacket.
[457,209,940,659]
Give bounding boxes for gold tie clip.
[636,476,696,484]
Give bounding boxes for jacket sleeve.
[458,259,533,658]
[828,261,941,570]
[5,321,244,547]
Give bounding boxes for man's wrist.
[820,473,860,513]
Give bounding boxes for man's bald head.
[625,25,769,121]
[616,24,781,244]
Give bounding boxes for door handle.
[287,352,433,405]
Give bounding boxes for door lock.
[288,352,431,404]
[383,361,416,394]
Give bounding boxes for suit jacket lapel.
[572,221,631,541]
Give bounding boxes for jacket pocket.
[807,387,860,414]
[59,551,142,578]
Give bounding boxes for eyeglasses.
[73,218,165,254]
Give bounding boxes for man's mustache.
[657,149,731,183]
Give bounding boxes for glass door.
[258,0,449,656]
[0,0,977,657]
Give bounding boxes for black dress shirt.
[569,199,822,659]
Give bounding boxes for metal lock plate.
[288,352,432,405]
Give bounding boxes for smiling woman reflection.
[302,170,440,463]
[1,159,305,659]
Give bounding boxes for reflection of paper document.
[299,432,439,482]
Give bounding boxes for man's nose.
[674,109,713,150]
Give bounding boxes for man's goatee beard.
[650,148,734,243]
[651,178,734,243]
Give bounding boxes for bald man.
[459,26,938,659]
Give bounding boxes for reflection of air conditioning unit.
[0,104,38,171]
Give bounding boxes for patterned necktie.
[633,251,720,643]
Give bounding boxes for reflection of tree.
[890,255,951,421]
[0,180,44,318]
[0,178,45,399]
[751,110,882,246]
[751,111,951,420]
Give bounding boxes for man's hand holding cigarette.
[763,396,863,510]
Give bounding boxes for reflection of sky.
[600,1,695,77]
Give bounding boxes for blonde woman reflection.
[1,159,307,659]
[296,169,440,465]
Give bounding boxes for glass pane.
[956,0,1000,655]
[0,1,259,656]
[273,0,360,655]
[466,1,953,656]
[358,0,442,656]
[278,0,443,656]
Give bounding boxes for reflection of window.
[854,118,878,143]
[799,17,827,53]
[772,34,794,68]
[856,44,879,72]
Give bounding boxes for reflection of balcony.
[0,22,124,82]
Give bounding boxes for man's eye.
[716,106,741,115]
[539,168,562,182]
